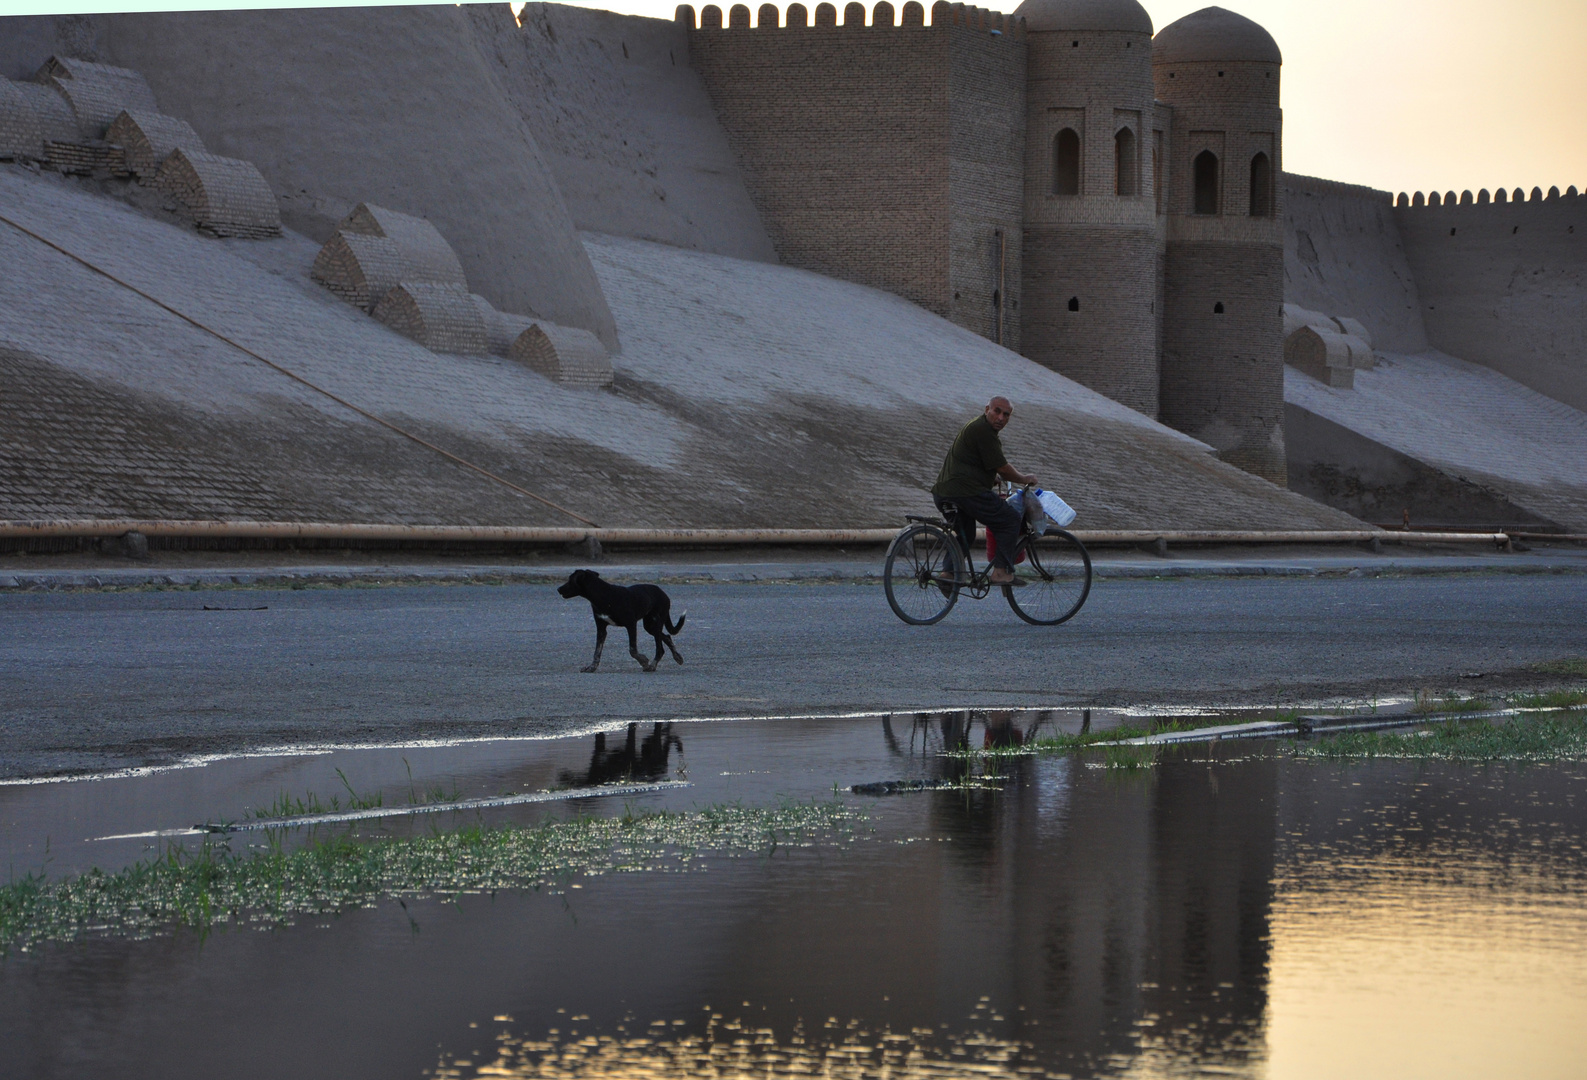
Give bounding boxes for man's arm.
[997,463,1037,486]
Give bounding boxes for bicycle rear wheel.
[1004,529,1091,625]
[884,524,965,625]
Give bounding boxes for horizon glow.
[1,0,1582,196]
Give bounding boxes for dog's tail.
[665,610,687,635]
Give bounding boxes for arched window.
[1115,127,1137,197]
[1054,129,1081,196]
[1193,149,1219,215]
[1248,152,1272,217]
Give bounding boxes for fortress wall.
[687,9,954,317]
[1283,172,1426,353]
[1392,191,1586,412]
[947,23,1026,349]
[686,3,1026,335]
[63,6,620,348]
[472,3,776,261]
[1020,28,1158,414]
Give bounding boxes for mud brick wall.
[1392,190,1586,413]
[1156,56,1285,483]
[1020,26,1158,414]
[946,23,1025,349]
[1159,234,1285,480]
[686,2,1025,342]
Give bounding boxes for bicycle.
[882,489,1092,626]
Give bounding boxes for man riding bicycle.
[930,396,1038,587]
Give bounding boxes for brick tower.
[1153,6,1286,482]
[1015,0,1159,416]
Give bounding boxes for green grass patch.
[0,802,860,955]
[1530,657,1587,678]
[1413,691,1493,714]
[1296,710,1587,762]
[1509,687,1587,710]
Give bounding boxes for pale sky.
[4,0,1583,196]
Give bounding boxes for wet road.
[2,572,1585,777]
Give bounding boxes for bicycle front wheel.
[884,524,964,625]
[1004,529,1092,625]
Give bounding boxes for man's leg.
[959,492,1023,575]
[933,497,974,581]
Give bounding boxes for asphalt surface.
[2,563,1585,778]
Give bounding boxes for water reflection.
[4,713,1585,1080]
[559,723,683,788]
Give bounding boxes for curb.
[0,556,1581,592]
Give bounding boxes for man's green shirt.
[931,414,1008,498]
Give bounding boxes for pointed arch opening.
[1193,149,1220,215]
[1248,152,1272,217]
[1115,127,1137,197]
[1053,128,1081,196]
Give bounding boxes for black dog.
[557,569,686,673]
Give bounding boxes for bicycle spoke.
[884,524,963,625]
[1005,530,1092,625]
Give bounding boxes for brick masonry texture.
[154,148,281,239]
[106,108,204,178]
[311,231,408,310]
[0,78,78,160]
[688,19,954,317]
[371,281,490,355]
[1155,55,1285,483]
[1020,28,1157,415]
[342,202,470,290]
[509,322,615,389]
[38,56,158,138]
[0,163,1356,530]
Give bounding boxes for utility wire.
[0,211,600,528]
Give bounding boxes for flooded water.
[3,712,1585,1079]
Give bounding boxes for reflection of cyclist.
[931,397,1037,586]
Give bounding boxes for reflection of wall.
[1142,753,1278,1064]
[705,744,1279,1076]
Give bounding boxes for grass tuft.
[1509,688,1587,710]
[0,802,860,955]
[1297,711,1587,762]
[1530,657,1587,678]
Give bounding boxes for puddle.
[3,711,1586,1079]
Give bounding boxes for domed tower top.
[1152,6,1280,65]
[1013,0,1152,34]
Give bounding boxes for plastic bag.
[987,487,1077,564]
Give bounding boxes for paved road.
[2,571,1585,777]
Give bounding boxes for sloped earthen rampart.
[1390,186,1585,412]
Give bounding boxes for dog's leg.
[582,620,607,673]
[626,623,655,672]
[662,633,684,665]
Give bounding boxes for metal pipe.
[0,520,1513,546]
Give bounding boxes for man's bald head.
[985,396,1013,432]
